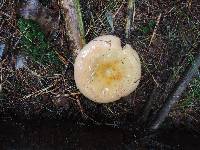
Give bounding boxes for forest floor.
[0,0,200,149]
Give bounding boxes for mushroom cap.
[74,35,141,103]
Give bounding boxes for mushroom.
[74,35,141,103]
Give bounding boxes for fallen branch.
[61,0,85,60]
[150,52,200,130]
[149,13,162,47]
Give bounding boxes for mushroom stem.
[150,52,200,130]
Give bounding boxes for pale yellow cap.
[74,35,141,103]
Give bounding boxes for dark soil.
[0,119,200,150]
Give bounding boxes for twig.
[55,92,81,98]
[150,52,200,130]
[61,0,85,60]
[21,84,54,100]
[187,0,192,9]
[0,0,5,9]
[113,1,125,18]
[73,96,100,126]
[125,0,135,39]
[149,13,162,47]
[73,0,85,45]
[141,56,159,86]
[0,11,12,18]
[106,11,114,34]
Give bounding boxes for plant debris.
[150,52,200,130]
[0,0,200,134]
[17,18,63,69]
[19,0,60,34]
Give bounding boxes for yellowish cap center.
[94,60,123,86]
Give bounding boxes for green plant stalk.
[73,0,85,46]
[126,0,135,39]
[62,0,86,61]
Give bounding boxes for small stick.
[73,0,85,46]
[21,84,54,100]
[150,52,200,130]
[73,96,98,124]
[113,1,125,18]
[125,0,136,39]
[188,0,192,9]
[106,11,114,34]
[55,92,81,98]
[149,13,162,47]
[61,0,85,60]
[0,0,5,9]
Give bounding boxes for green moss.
[140,20,156,34]
[180,78,200,109]
[74,0,86,45]
[17,18,63,70]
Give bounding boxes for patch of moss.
[39,0,50,7]
[17,18,63,70]
[140,20,156,34]
[180,77,200,109]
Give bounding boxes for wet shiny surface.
[74,35,141,103]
